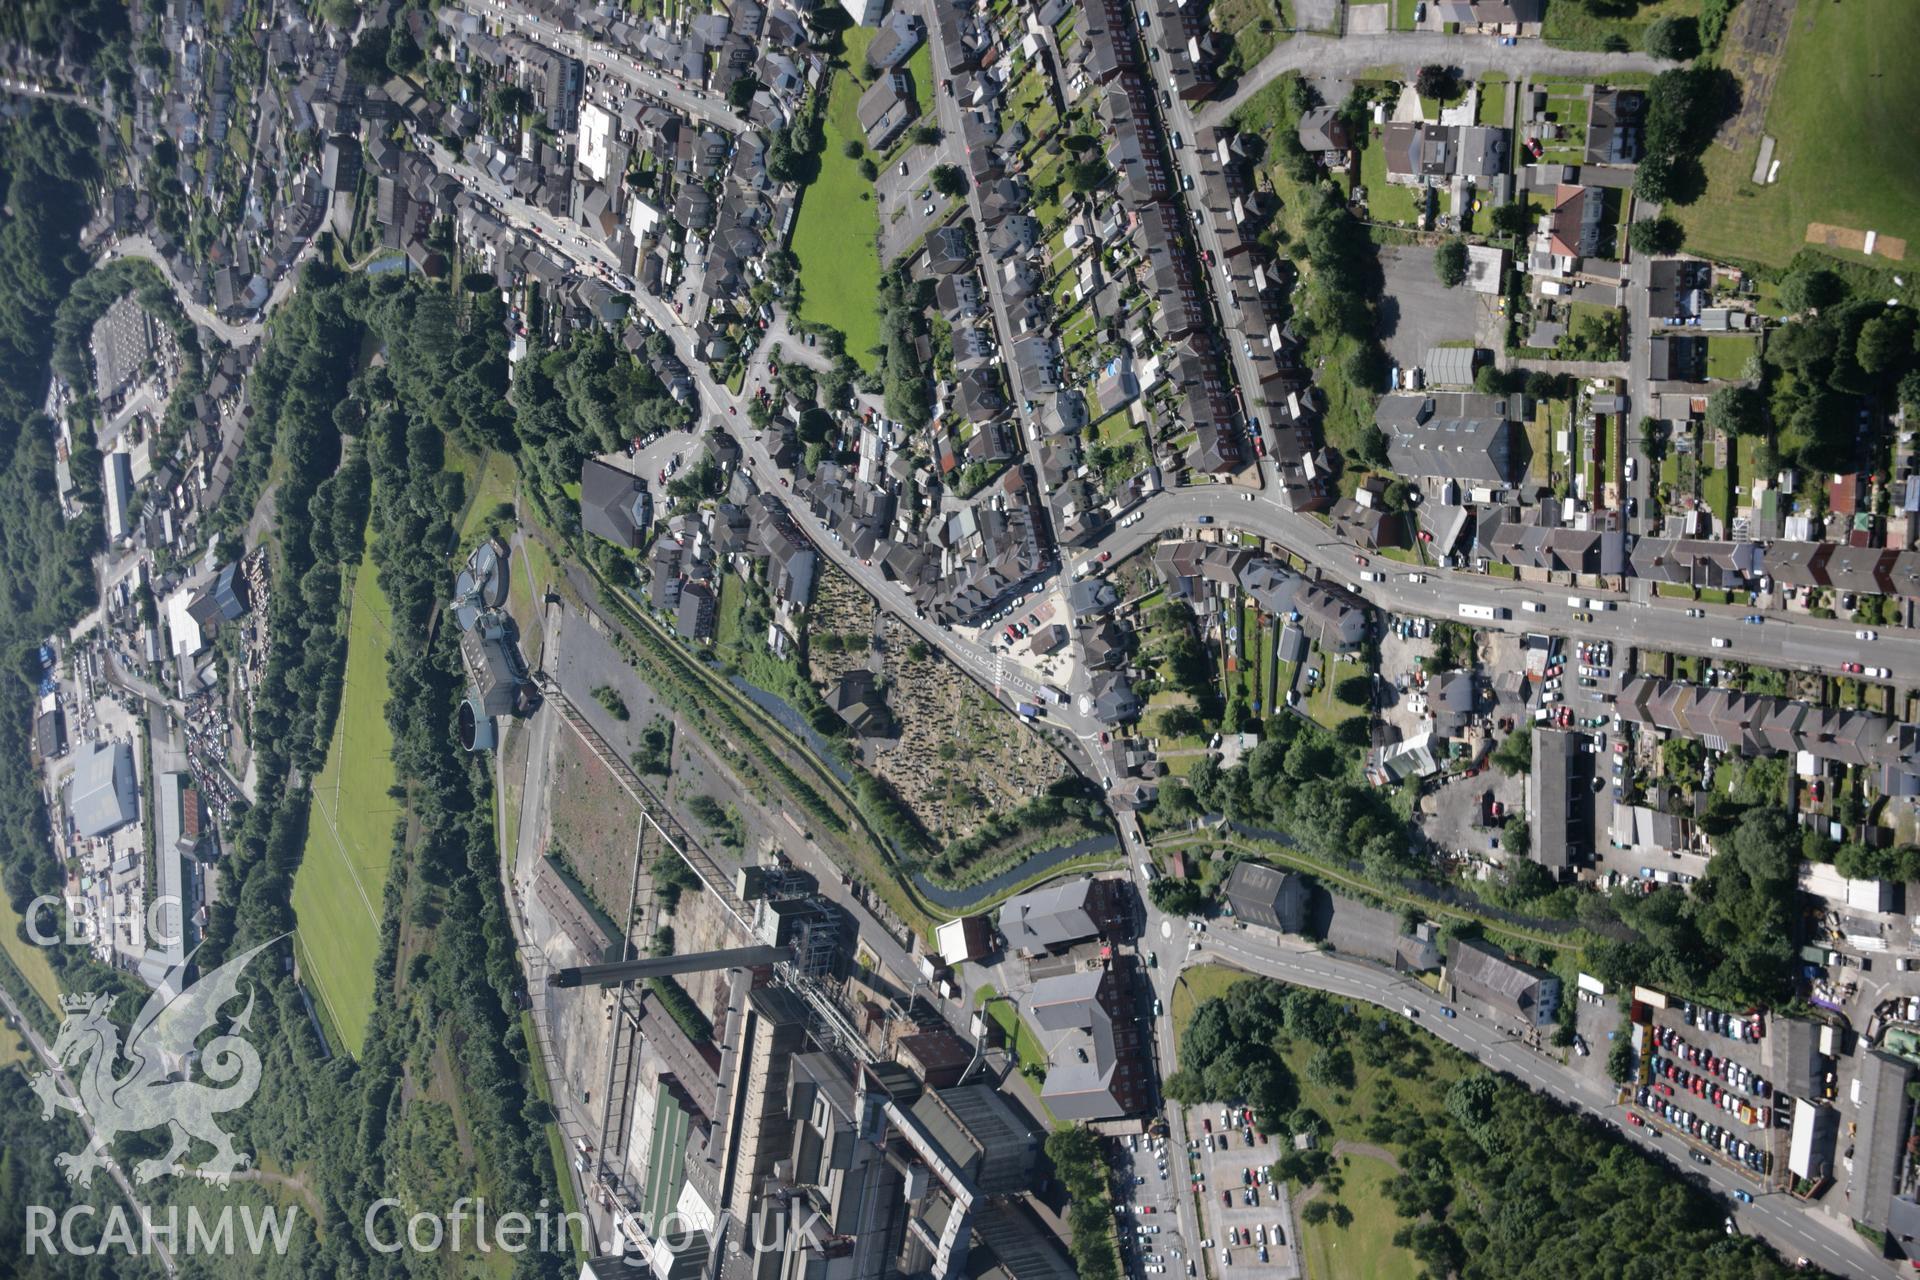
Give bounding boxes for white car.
[1870,665,1892,679]
[1856,629,1879,641]
[1685,607,1705,618]
[1711,637,1730,648]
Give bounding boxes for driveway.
[1376,245,1486,373]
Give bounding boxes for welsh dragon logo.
[29,938,279,1186]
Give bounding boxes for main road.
[1149,921,1884,1278]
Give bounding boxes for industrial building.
[70,740,138,838]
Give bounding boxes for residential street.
[430,123,1920,827]
[1199,33,1673,128]
[460,0,749,135]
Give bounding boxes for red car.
[1100,551,1112,562]
[1843,661,1864,673]
[1628,1113,1644,1128]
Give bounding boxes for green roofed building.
[642,1077,696,1233]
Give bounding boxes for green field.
[1541,0,1699,49]
[0,880,62,1014]
[975,984,1049,1073]
[1358,141,1419,225]
[1678,0,1920,269]
[292,541,400,1057]
[1298,1155,1423,1280]
[794,33,884,366]
[1705,334,1757,381]
[1170,962,1252,1041]
[456,449,517,551]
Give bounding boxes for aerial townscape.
[1,0,1919,1277]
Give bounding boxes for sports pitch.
[292,544,400,1057]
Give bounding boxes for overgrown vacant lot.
[293,544,398,1057]
[808,566,1066,841]
[544,726,644,922]
[1678,0,1920,268]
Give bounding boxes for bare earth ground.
[1804,223,1907,262]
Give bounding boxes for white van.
[1588,598,1615,611]
[1521,600,1545,613]
[1567,595,1586,608]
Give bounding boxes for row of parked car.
[1648,1054,1774,1128]
[1653,1025,1773,1098]
[1634,1087,1773,1174]
[1685,1004,1764,1043]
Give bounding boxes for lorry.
[1458,603,1508,620]
[1044,685,1070,705]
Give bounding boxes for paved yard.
[875,141,958,264]
[1376,245,1487,375]
[1636,1004,1788,1190]
[1115,1131,1193,1280]
[1189,1109,1299,1280]
[1343,2,1387,35]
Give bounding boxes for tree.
[1858,308,1917,378]
[1632,150,1675,204]
[1489,199,1532,238]
[1359,423,1391,468]
[1434,238,1468,288]
[842,138,864,159]
[1335,674,1372,707]
[1627,216,1684,256]
[1501,819,1531,859]
[1414,65,1457,101]
[1704,384,1765,436]
[931,164,966,197]
[385,27,423,75]
[492,85,533,121]
[912,124,941,146]
[728,75,763,112]
[1159,705,1206,738]
[1068,156,1111,192]
[1606,1032,1636,1083]
[1148,876,1208,915]
[1778,267,1846,313]
[1643,15,1700,60]
[1491,728,1532,776]
[1288,77,1321,116]
[1304,1045,1354,1091]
